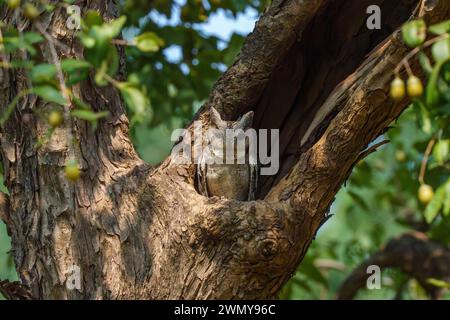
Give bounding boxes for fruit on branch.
[407,75,424,98]
[390,77,406,101]
[418,184,434,204]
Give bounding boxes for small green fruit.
[7,0,21,10]
[418,184,434,204]
[48,110,63,128]
[407,75,423,98]
[395,150,407,162]
[23,3,39,20]
[65,162,81,181]
[390,77,405,101]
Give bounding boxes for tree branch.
[266,0,449,215]
[154,0,450,299]
[156,0,450,298]
[336,232,450,300]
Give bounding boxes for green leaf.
[134,32,164,52]
[79,34,96,48]
[419,52,433,76]
[402,19,427,48]
[94,60,109,86]
[424,183,446,223]
[66,69,89,86]
[427,278,450,288]
[443,180,450,217]
[71,109,109,122]
[426,60,446,107]
[61,59,91,73]
[61,59,91,86]
[33,85,68,105]
[3,34,41,55]
[429,21,450,35]
[72,96,92,110]
[431,38,450,62]
[83,10,103,29]
[90,43,119,85]
[9,60,34,69]
[106,46,119,77]
[81,15,125,70]
[413,100,433,134]
[96,15,126,39]
[94,43,119,76]
[432,139,450,165]
[43,3,55,12]
[117,82,152,123]
[23,32,44,44]
[443,62,450,83]
[30,64,56,83]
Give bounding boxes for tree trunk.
[0,0,449,299]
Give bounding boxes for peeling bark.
[0,0,449,299]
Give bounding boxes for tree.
[0,0,449,299]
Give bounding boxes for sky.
[196,7,258,39]
[148,1,259,63]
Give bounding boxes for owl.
[197,107,258,201]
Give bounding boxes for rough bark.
[0,0,449,299]
[0,279,33,300]
[336,232,450,300]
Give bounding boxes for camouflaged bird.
[197,107,258,201]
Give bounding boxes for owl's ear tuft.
[234,111,254,130]
[210,107,227,129]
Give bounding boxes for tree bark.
[0,0,449,299]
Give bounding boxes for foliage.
[282,18,450,300]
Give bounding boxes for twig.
[34,21,75,159]
[355,139,390,164]
[395,33,450,75]
[111,39,133,46]
[104,73,122,87]
[34,22,70,104]
[403,59,413,77]
[419,135,437,185]
[314,259,346,272]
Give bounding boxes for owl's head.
[210,107,254,131]
[207,107,255,162]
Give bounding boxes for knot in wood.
[259,238,278,259]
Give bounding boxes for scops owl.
[197,107,258,201]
